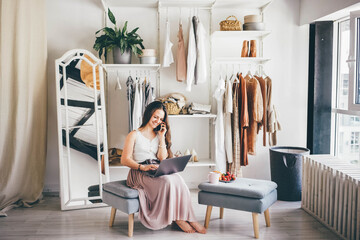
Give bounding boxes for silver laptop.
[144,155,192,178]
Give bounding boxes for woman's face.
[148,109,165,129]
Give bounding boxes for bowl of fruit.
[214,171,236,183]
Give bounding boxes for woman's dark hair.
[140,101,173,158]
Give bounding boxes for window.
[333,18,360,164]
[351,132,360,152]
[348,10,360,110]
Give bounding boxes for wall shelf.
[101,0,271,10]
[186,160,216,167]
[168,114,216,119]
[103,64,160,69]
[212,57,270,64]
[212,30,271,39]
[212,0,271,10]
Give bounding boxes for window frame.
[348,10,360,111]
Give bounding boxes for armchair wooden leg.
[252,213,259,239]
[264,209,270,227]
[204,205,213,229]
[220,207,224,219]
[128,213,134,237]
[109,207,116,227]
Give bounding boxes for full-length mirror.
[55,49,109,210]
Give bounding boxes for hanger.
[261,65,268,78]
[115,70,122,90]
[254,65,260,77]
[233,64,239,83]
[245,64,253,79]
[166,7,169,22]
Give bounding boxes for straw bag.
[163,102,181,115]
[219,15,242,31]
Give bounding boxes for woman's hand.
[141,164,158,171]
[158,122,167,137]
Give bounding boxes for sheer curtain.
[0,0,47,215]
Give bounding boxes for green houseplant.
[93,8,145,64]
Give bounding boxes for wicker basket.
[163,102,181,115]
[219,15,242,31]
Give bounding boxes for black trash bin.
[269,146,310,201]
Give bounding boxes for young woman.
[121,101,206,234]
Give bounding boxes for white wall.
[45,0,309,192]
[300,0,360,24]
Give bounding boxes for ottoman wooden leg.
[252,213,259,239]
[204,205,213,229]
[220,207,224,219]
[109,207,117,227]
[264,209,270,227]
[128,213,134,237]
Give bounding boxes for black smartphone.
[154,124,161,132]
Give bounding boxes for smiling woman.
[120,101,206,234]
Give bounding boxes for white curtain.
[0,0,47,215]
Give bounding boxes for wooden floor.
[0,190,339,240]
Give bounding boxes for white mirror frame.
[55,49,110,210]
[348,10,360,112]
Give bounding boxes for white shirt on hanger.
[195,19,207,84]
[162,21,174,67]
[132,81,142,130]
[213,77,226,173]
[186,17,197,92]
[224,78,233,163]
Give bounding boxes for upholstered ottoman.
[198,178,277,239]
[102,180,139,237]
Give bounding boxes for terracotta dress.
[244,75,263,155]
[126,130,197,230]
[238,73,249,166]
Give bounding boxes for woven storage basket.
[163,102,181,115]
[220,15,242,31]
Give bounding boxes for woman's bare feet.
[189,221,207,234]
[175,220,195,233]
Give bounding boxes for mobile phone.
[154,124,161,132]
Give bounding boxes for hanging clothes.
[132,81,142,130]
[264,76,281,146]
[186,16,197,92]
[238,73,249,167]
[176,23,187,82]
[141,79,147,115]
[224,77,233,164]
[144,81,154,109]
[245,75,263,155]
[194,16,207,85]
[230,79,242,177]
[255,75,268,146]
[162,21,174,67]
[126,76,134,132]
[213,78,226,173]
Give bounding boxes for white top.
[195,20,207,84]
[162,21,174,67]
[213,78,226,172]
[224,79,233,164]
[133,130,159,163]
[132,82,142,131]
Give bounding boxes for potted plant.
[93,8,145,64]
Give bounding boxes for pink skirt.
[126,169,197,230]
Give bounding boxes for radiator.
[302,155,360,240]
